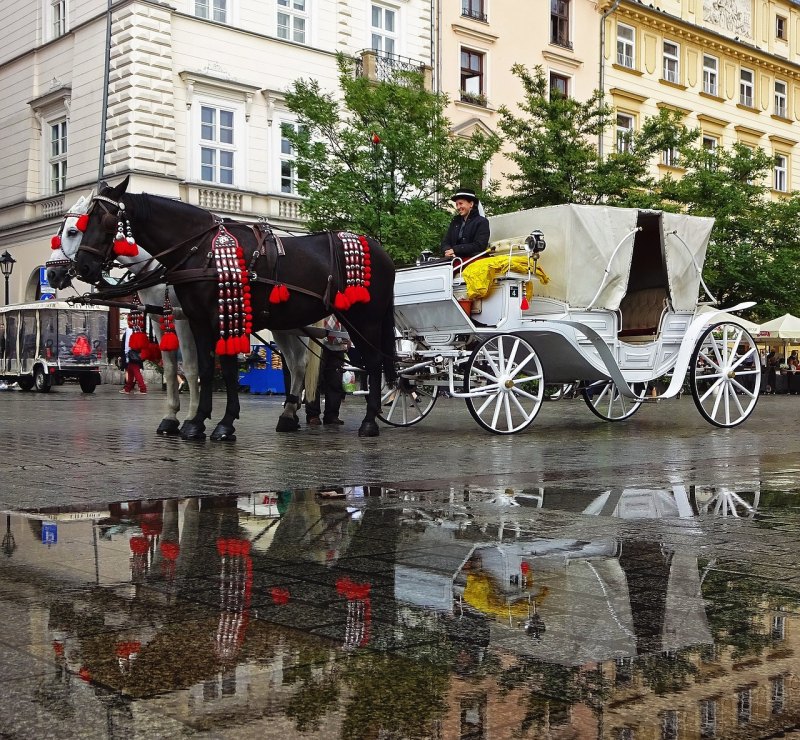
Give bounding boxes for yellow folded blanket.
[462,255,550,300]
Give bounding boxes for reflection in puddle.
[0,482,797,737]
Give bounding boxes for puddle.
[1,482,799,736]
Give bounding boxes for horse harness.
[86,194,338,310]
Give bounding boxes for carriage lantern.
[525,230,546,255]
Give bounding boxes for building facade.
[0,0,432,303]
[602,0,800,191]
[3,0,800,304]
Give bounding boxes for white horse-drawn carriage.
[380,204,760,434]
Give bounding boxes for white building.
[0,0,432,302]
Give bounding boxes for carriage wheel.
[545,382,577,401]
[689,322,760,428]
[582,381,646,421]
[378,375,438,427]
[464,334,544,434]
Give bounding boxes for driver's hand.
[444,249,455,258]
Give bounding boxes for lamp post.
[0,251,16,306]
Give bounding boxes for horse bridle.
[78,194,126,269]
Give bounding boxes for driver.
[440,188,490,260]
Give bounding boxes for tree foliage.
[284,54,500,265]
[493,63,800,317]
[493,64,695,211]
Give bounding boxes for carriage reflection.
[1,482,796,737]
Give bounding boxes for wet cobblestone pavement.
[2,386,800,737]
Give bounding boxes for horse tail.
[304,324,323,401]
[381,296,397,384]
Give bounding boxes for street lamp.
[0,251,16,306]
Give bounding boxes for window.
[371,4,397,55]
[703,55,718,96]
[551,0,571,48]
[775,80,787,117]
[200,105,235,185]
[49,119,67,194]
[772,677,786,714]
[702,135,718,169]
[772,612,787,638]
[777,15,787,40]
[740,68,754,107]
[662,146,678,167]
[700,699,716,738]
[661,710,678,740]
[617,23,635,68]
[50,0,66,38]
[616,113,634,153]
[194,0,227,23]
[460,48,485,102]
[280,121,303,194]
[462,0,486,22]
[737,688,752,725]
[663,41,679,83]
[550,72,569,97]
[277,0,307,43]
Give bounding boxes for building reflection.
[0,482,796,737]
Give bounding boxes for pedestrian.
[306,315,348,426]
[440,188,491,260]
[120,325,147,395]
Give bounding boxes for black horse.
[75,178,396,439]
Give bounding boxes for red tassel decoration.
[160,332,179,351]
[129,331,148,351]
[521,296,530,310]
[269,285,282,304]
[215,338,227,355]
[334,291,351,310]
[51,234,61,249]
[76,214,89,232]
[226,336,239,355]
[239,335,250,354]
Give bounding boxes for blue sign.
[41,521,57,545]
[39,266,55,300]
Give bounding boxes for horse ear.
[116,175,130,195]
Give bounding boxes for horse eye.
[67,228,79,237]
[102,213,118,230]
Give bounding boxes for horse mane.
[116,189,216,225]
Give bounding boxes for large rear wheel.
[464,334,544,434]
[689,322,760,427]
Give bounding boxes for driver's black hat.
[451,188,478,203]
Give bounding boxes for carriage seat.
[618,287,668,340]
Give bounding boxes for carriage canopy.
[488,204,714,312]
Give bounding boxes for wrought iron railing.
[356,49,430,88]
[462,7,487,22]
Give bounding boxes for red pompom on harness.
[127,299,148,350]
[112,203,139,257]
[213,226,253,356]
[334,232,372,310]
[159,288,180,352]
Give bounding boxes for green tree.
[658,142,800,319]
[284,54,500,265]
[493,64,695,211]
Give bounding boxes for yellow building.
[602,0,800,194]
[438,0,800,198]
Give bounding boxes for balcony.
[356,50,432,91]
[462,7,487,22]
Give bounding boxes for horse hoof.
[211,424,236,442]
[180,422,206,441]
[156,419,181,436]
[276,415,301,433]
[358,420,380,437]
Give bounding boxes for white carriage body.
[388,204,760,432]
[395,205,727,384]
